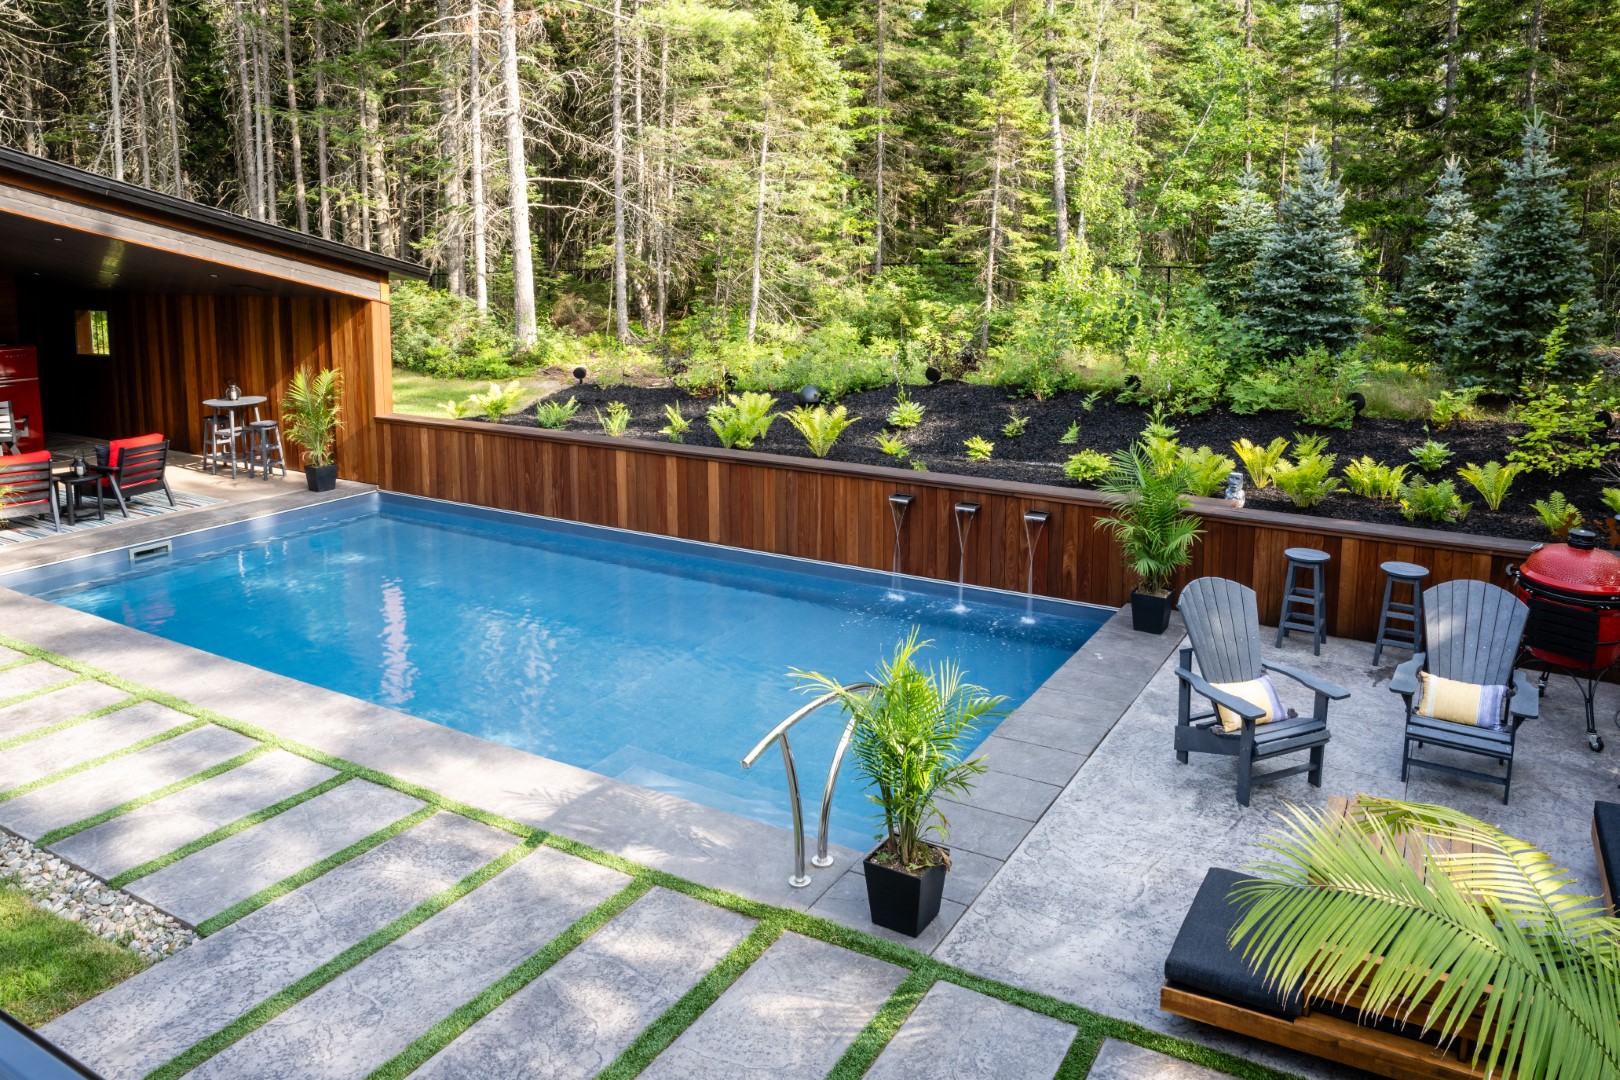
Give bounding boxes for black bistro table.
[54,469,105,526]
[202,395,268,478]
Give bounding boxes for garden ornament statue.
[1224,471,1246,508]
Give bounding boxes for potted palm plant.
[795,630,1004,937]
[282,366,344,492]
[1096,443,1202,633]
[1234,797,1620,1077]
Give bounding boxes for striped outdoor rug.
[0,489,224,546]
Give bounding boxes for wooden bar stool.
[1276,548,1331,655]
[1372,560,1428,665]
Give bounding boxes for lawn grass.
[0,884,146,1027]
[391,370,562,418]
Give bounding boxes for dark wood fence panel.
[378,415,1536,641]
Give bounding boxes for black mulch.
[491,382,1614,544]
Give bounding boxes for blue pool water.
[18,495,1103,847]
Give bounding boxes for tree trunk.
[745,47,774,345]
[438,0,466,293]
[281,0,309,231]
[132,0,152,184]
[655,26,671,331]
[158,0,184,193]
[1242,0,1253,170]
[106,0,125,180]
[1525,0,1543,109]
[1076,0,1108,237]
[873,0,886,274]
[313,20,333,239]
[232,0,259,216]
[611,0,630,341]
[1442,0,1458,125]
[469,0,490,311]
[980,120,1003,353]
[500,0,537,345]
[1044,0,1067,253]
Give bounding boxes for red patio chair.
[0,451,60,532]
[92,434,174,518]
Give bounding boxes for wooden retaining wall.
[377,414,1538,642]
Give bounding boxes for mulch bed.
[491,382,1613,544]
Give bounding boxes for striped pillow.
[1209,675,1288,734]
[1415,672,1508,731]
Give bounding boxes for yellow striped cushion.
[1415,672,1508,730]
[1210,676,1287,734]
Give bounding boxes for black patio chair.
[0,451,59,532]
[0,400,29,455]
[92,438,174,518]
[1176,577,1350,806]
[1391,579,1535,803]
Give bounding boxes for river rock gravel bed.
[1,832,196,962]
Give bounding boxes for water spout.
[1022,510,1051,623]
[953,502,980,610]
[888,494,915,576]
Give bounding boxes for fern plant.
[874,432,909,459]
[467,380,525,422]
[1177,446,1238,497]
[1096,445,1203,595]
[887,395,925,430]
[1410,438,1454,472]
[659,403,691,442]
[786,404,857,458]
[1270,454,1342,508]
[437,397,471,420]
[1342,457,1408,500]
[1429,387,1483,428]
[1292,431,1330,460]
[1235,798,1620,1080]
[1063,449,1111,484]
[1002,412,1030,438]
[1533,492,1583,538]
[595,401,631,436]
[1456,461,1523,512]
[707,392,778,449]
[1059,420,1080,445]
[1601,488,1620,515]
[964,436,994,461]
[1232,437,1289,490]
[533,396,580,430]
[1399,478,1470,523]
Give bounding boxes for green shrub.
[467,381,526,422]
[1456,461,1522,512]
[1410,438,1454,472]
[1059,420,1080,445]
[391,280,525,380]
[887,395,926,430]
[964,436,994,462]
[1232,437,1289,489]
[1342,457,1408,500]
[988,249,1138,399]
[533,395,581,429]
[596,401,631,436]
[786,404,857,458]
[1225,370,1295,415]
[1508,364,1618,477]
[1399,478,1470,523]
[1270,454,1342,507]
[1119,314,1227,416]
[874,432,909,459]
[660,404,691,442]
[707,392,779,449]
[1177,446,1238,497]
[1002,412,1029,438]
[1429,387,1483,428]
[1063,449,1111,484]
[1289,345,1369,428]
[1532,492,1583,538]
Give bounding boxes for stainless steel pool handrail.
[741,681,877,888]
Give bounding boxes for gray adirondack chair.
[1391,579,1536,803]
[1176,577,1350,806]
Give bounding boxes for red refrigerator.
[0,347,44,455]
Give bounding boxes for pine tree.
[1244,139,1364,356]
[1205,169,1274,316]
[1396,159,1479,359]
[1448,116,1601,386]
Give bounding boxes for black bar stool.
[246,420,286,480]
[1372,560,1428,665]
[1276,547,1331,655]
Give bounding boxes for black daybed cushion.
[1164,866,1305,1019]
[1596,802,1620,912]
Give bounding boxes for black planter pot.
[1130,589,1175,634]
[304,463,338,492]
[863,844,948,937]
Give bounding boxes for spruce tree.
[1244,140,1365,357]
[1448,117,1601,386]
[1205,170,1275,317]
[1397,160,1480,360]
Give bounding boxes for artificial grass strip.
[0,883,146,1027]
[365,877,656,1080]
[824,968,935,1080]
[0,720,206,805]
[0,636,1291,1080]
[35,744,277,847]
[107,772,352,889]
[0,694,143,754]
[0,653,46,675]
[196,805,439,936]
[0,671,89,715]
[146,836,546,1080]
[594,920,784,1080]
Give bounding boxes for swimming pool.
[8,494,1104,847]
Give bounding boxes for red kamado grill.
[1507,528,1620,752]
